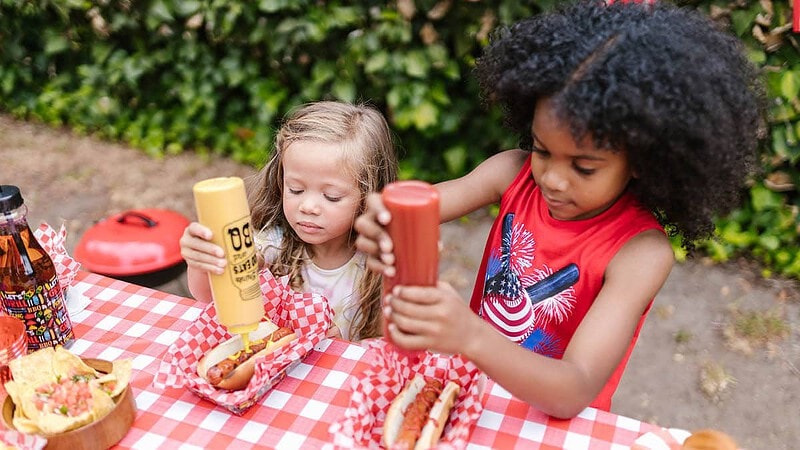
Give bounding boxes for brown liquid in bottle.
[0,185,74,351]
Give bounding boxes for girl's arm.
[436,149,529,222]
[386,228,674,418]
[180,222,226,303]
[354,149,528,275]
[186,266,213,303]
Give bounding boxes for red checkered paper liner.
[153,268,333,415]
[0,429,47,450]
[328,339,487,449]
[631,428,691,449]
[33,222,81,287]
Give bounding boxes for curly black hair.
[475,0,766,247]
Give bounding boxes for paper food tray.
[328,339,487,449]
[154,268,333,415]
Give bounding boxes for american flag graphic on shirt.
[479,213,579,356]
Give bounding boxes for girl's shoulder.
[452,149,529,202]
[481,149,529,175]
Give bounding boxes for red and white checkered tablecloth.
[3,271,663,449]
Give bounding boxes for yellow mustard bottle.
[192,177,263,345]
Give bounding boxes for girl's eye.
[574,165,596,176]
[288,188,303,195]
[324,195,342,202]
[531,145,549,157]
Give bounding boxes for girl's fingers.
[185,259,225,275]
[389,311,434,337]
[387,322,429,350]
[389,286,438,305]
[181,246,226,274]
[186,222,213,239]
[354,221,395,257]
[364,192,391,225]
[355,193,396,274]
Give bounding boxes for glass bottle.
[0,185,74,351]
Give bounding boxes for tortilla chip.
[51,347,98,379]
[11,380,100,436]
[8,348,56,387]
[108,359,132,397]
[88,385,116,421]
[4,347,133,436]
[3,382,25,419]
[21,407,93,436]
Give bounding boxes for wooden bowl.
[1,358,137,450]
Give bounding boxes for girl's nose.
[539,166,569,192]
[299,196,319,214]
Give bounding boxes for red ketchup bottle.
[381,181,439,360]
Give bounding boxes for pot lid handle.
[116,211,158,228]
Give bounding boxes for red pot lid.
[75,209,190,276]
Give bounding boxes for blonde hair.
[247,101,398,340]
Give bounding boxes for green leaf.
[780,71,800,101]
[331,80,356,103]
[771,127,789,160]
[412,101,438,129]
[704,238,731,262]
[443,145,467,175]
[746,47,766,65]
[785,121,797,146]
[758,234,781,251]
[750,184,783,211]
[149,0,174,22]
[718,221,753,247]
[404,51,430,78]
[258,0,292,13]
[730,9,759,37]
[44,36,70,55]
[173,1,202,16]
[365,52,389,74]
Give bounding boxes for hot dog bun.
[382,375,460,450]
[383,375,426,448]
[416,380,459,450]
[682,429,738,450]
[197,321,297,390]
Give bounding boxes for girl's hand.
[354,192,396,277]
[383,282,482,356]
[326,324,343,339]
[179,222,226,275]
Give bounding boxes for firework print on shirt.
[479,213,579,356]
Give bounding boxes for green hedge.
[1,0,798,278]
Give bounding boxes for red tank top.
[469,154,663,410]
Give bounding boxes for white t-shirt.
[254,227,365,341]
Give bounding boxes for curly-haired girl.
[182,101,398,341]
[355,0,764,417]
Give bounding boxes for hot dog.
[196,321,297,390]
[382,375,460,450]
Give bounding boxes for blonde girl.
[181,101,398,341]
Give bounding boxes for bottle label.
[223,216,261,302]
[1,272,75,350]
